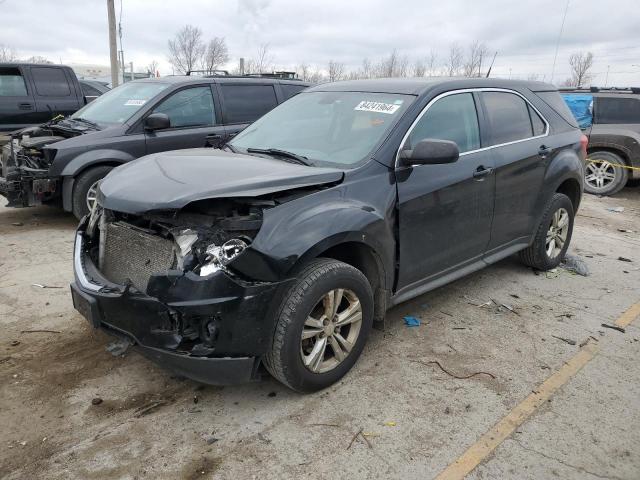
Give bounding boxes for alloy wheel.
[546,207,569,259]
[300,288,363,374]
[585,159,617,192]
[86,181,99,212]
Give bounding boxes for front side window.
[0,67,27,96]
[152,86,215,128]
[483,92,536,145]
[230,91,414,167]
[220,84,278,124]
[31,67,70,97]
[406,93,480,153]
[596,97,640,124]
[71,81,169,125]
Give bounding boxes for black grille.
[100,221,175,292]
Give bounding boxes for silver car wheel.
[585,159,617,192]
[546,207,569,259]
[300,288,363,374]
[86,181,99,212]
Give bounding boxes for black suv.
[561,88,640,196]
[72,78,585,392]
[1,75,309,218]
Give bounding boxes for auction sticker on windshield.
[355,101,402,114]
[124,99,146,106]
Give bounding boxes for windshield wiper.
[71,117,101,130]
[247,148,313,166]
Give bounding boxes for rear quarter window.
[0,67,28,96]
[535,91,579,128]
[596,97,640,124]
[280,84,307,100]
[220,84,278,124]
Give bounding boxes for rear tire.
[584,151,628,196]
[71,166,113,220]
[520,193,574,271]
[263,258,373,393]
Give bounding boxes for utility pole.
[107,0,119,87]
[604,65,610,87]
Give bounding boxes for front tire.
[264,258,373,392]
[520,193,574,271]
[584,151,628,196]
[71,166,113,220]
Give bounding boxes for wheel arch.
[61,160,123,212]
[555,177,582,213]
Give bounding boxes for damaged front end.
[71,197,290,384]
[0,123,79,207]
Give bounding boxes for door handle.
[473,165,493,179]
[18,102,33,110]
[538,145,551,157]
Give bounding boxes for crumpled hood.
[98,148,344,214]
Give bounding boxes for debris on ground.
[384,421,396,427]
[205,435,219,445]
[551,335,577,345]
[20,329,61,334]
[561,254,591,276]
[618,229,635,233]
[134,400,167,418]
[347,428,372,450]
[617,257,632,263]
[31,283,63,289]
[268,391,277,397]
[410,359,496,380]
[607,206,625,213]
[403,315,421,327]
[10,340,20,346]
[91,398,103,406]
[105,337,133,356]
[601,323,625,333]
[12,222,24,226]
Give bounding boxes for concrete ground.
[1,187,639,480]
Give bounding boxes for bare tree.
[463,41,488,77]
[167,25,205,74]
[146,60,160,77]
[24,55,53,64]
[412,59,427,77]
[361,58,372,79]
[0,44,18,62]
[526,73,540,81]
[567,51,594,87]
[202,37,229,73]
[426,50,439,76]
[445,43,463,76]
[328,60,345,82]
[244,43,274,74]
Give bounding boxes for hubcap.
[300,288,363,374]
[546,207,569,259]
[585,159,617,191]
[86,181,99,212]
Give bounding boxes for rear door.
[0,66,37,130]
[396,91,495,290]
[144,84,226,154]
[217,83,279,138]
[29,66,81,122]
[480,90,550,254]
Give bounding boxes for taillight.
[579,134,588,160]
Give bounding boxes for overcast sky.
[2,0,639,85]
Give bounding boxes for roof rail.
[186,69,230,76]
[559,86,640,94]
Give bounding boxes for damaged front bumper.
[71,220,288,385]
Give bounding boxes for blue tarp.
[561,94,593,129]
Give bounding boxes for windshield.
[71,81,169,125]
[230,91,414,167]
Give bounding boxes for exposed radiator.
[100,221,176,293]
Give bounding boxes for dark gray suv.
[0,75,309,218]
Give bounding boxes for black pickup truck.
[0,63,91,132]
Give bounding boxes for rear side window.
[536,91,579,128]
[596,97,640,124]
[220,84,278,124]
[0,67,28,96]
[281,84,307,100]
[153,86,215,128]
[408,93,480,153]
[483,92,534,145]
[31,67,71,96]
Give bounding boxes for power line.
[551,0,570,83]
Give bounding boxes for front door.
[396,92,495,291]
[144,85,226,154]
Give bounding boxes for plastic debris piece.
[561,254,590,276]
[384,421,396,427]
[607,206,624,213]
[105,337,133,356]
[31,283,63,289]
[403,316,421,327]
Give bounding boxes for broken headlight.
[199,238,248,276]
[173,229,199,270]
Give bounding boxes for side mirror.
[144,113,170,131]
[399,139,460,166]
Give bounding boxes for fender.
[58,148,136,177]
[230,186,396,289]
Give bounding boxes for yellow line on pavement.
[435,302,640,480]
